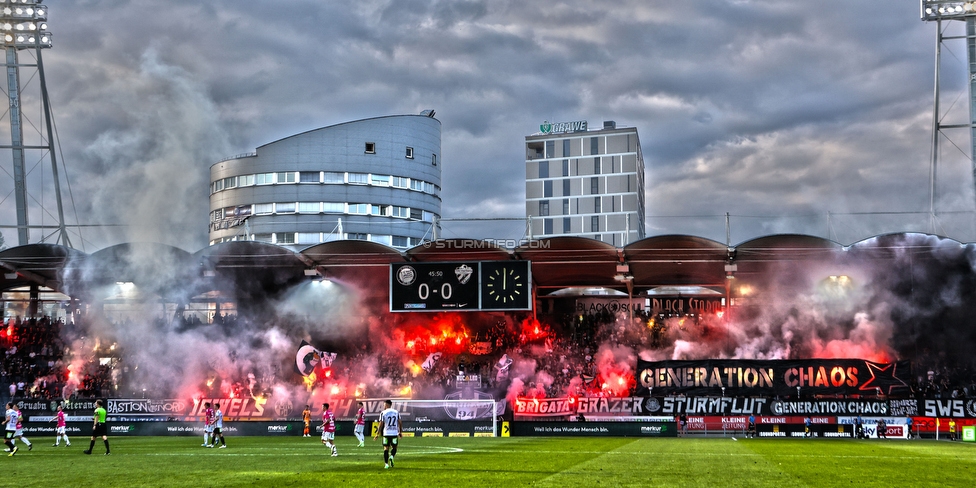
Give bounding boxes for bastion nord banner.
[635,359,912,397]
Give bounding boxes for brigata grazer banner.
[635,359,912,396]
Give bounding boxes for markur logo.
[110,425,135,433]
[267,425,291,433]
[640,425,667,434]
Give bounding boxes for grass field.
[2,435,974,487]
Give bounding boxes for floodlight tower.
[921,1,976,230]
[0,0,69,247]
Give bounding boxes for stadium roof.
[0,233,967,301]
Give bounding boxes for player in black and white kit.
[212,403,227,448]
[372,399,401,469]
[3,402,17,455]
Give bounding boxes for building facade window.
[406,147,414,159]
[254,203,273,215]
[392,236,409,247]
[591,216,599,232]
[370,235,392,246]
[371,174,391,186]
[298,202,320,214]
[431,154,437,166]
[591,177,599,194]
[348,203,369,214]
[365,142,376,154]
[323,172,344,184]
[544,218,553,234]
[594,197,601,213]
[277,172,296,183]
[297,233,320,244]
[300,172,320,183]
[322,202,343,213]
[539,160,549,179]
[563,217,571,233]
[348,173,369,184]
[544,180,553,198]
[562,179,570,196]
[562,199,569,215]
[539,200,549,216]
[275,202,296,213]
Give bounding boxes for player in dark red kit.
[355,402,366,447]
[321,403,337,457]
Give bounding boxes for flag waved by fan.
[296,340,337,377]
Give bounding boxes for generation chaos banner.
[635,359,911,396]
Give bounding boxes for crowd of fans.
[912,356,976,400]
[0,315,121,403]
[1,316,67,401]
[4,309,976,404]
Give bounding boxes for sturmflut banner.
[635,359,912,396]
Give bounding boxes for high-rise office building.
[525,120,644,246]
[209,114,441,249]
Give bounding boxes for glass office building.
[525,120,645,246]
[209,114,441,249]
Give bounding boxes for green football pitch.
[2,435,973,487]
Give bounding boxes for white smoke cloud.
[80,48,231,250]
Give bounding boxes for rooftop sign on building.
[540,120,587,134]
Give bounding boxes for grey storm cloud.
[9,0,969,249]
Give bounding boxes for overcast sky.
[2,0,972,251]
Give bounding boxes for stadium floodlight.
[1,0,69,247]
[920,0,976,230]
[0,0,51,49]
[921,1,976,20]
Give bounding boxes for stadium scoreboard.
[390,261,531,312]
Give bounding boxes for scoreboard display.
[390,261,531,312]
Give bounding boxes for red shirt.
[355,407,365,426]
[322,410,336,433]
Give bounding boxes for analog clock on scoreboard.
[480,260,531,310]
[390,262,480,311]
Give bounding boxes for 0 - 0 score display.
[390,261,531,312]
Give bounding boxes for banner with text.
[635,359,912,396]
